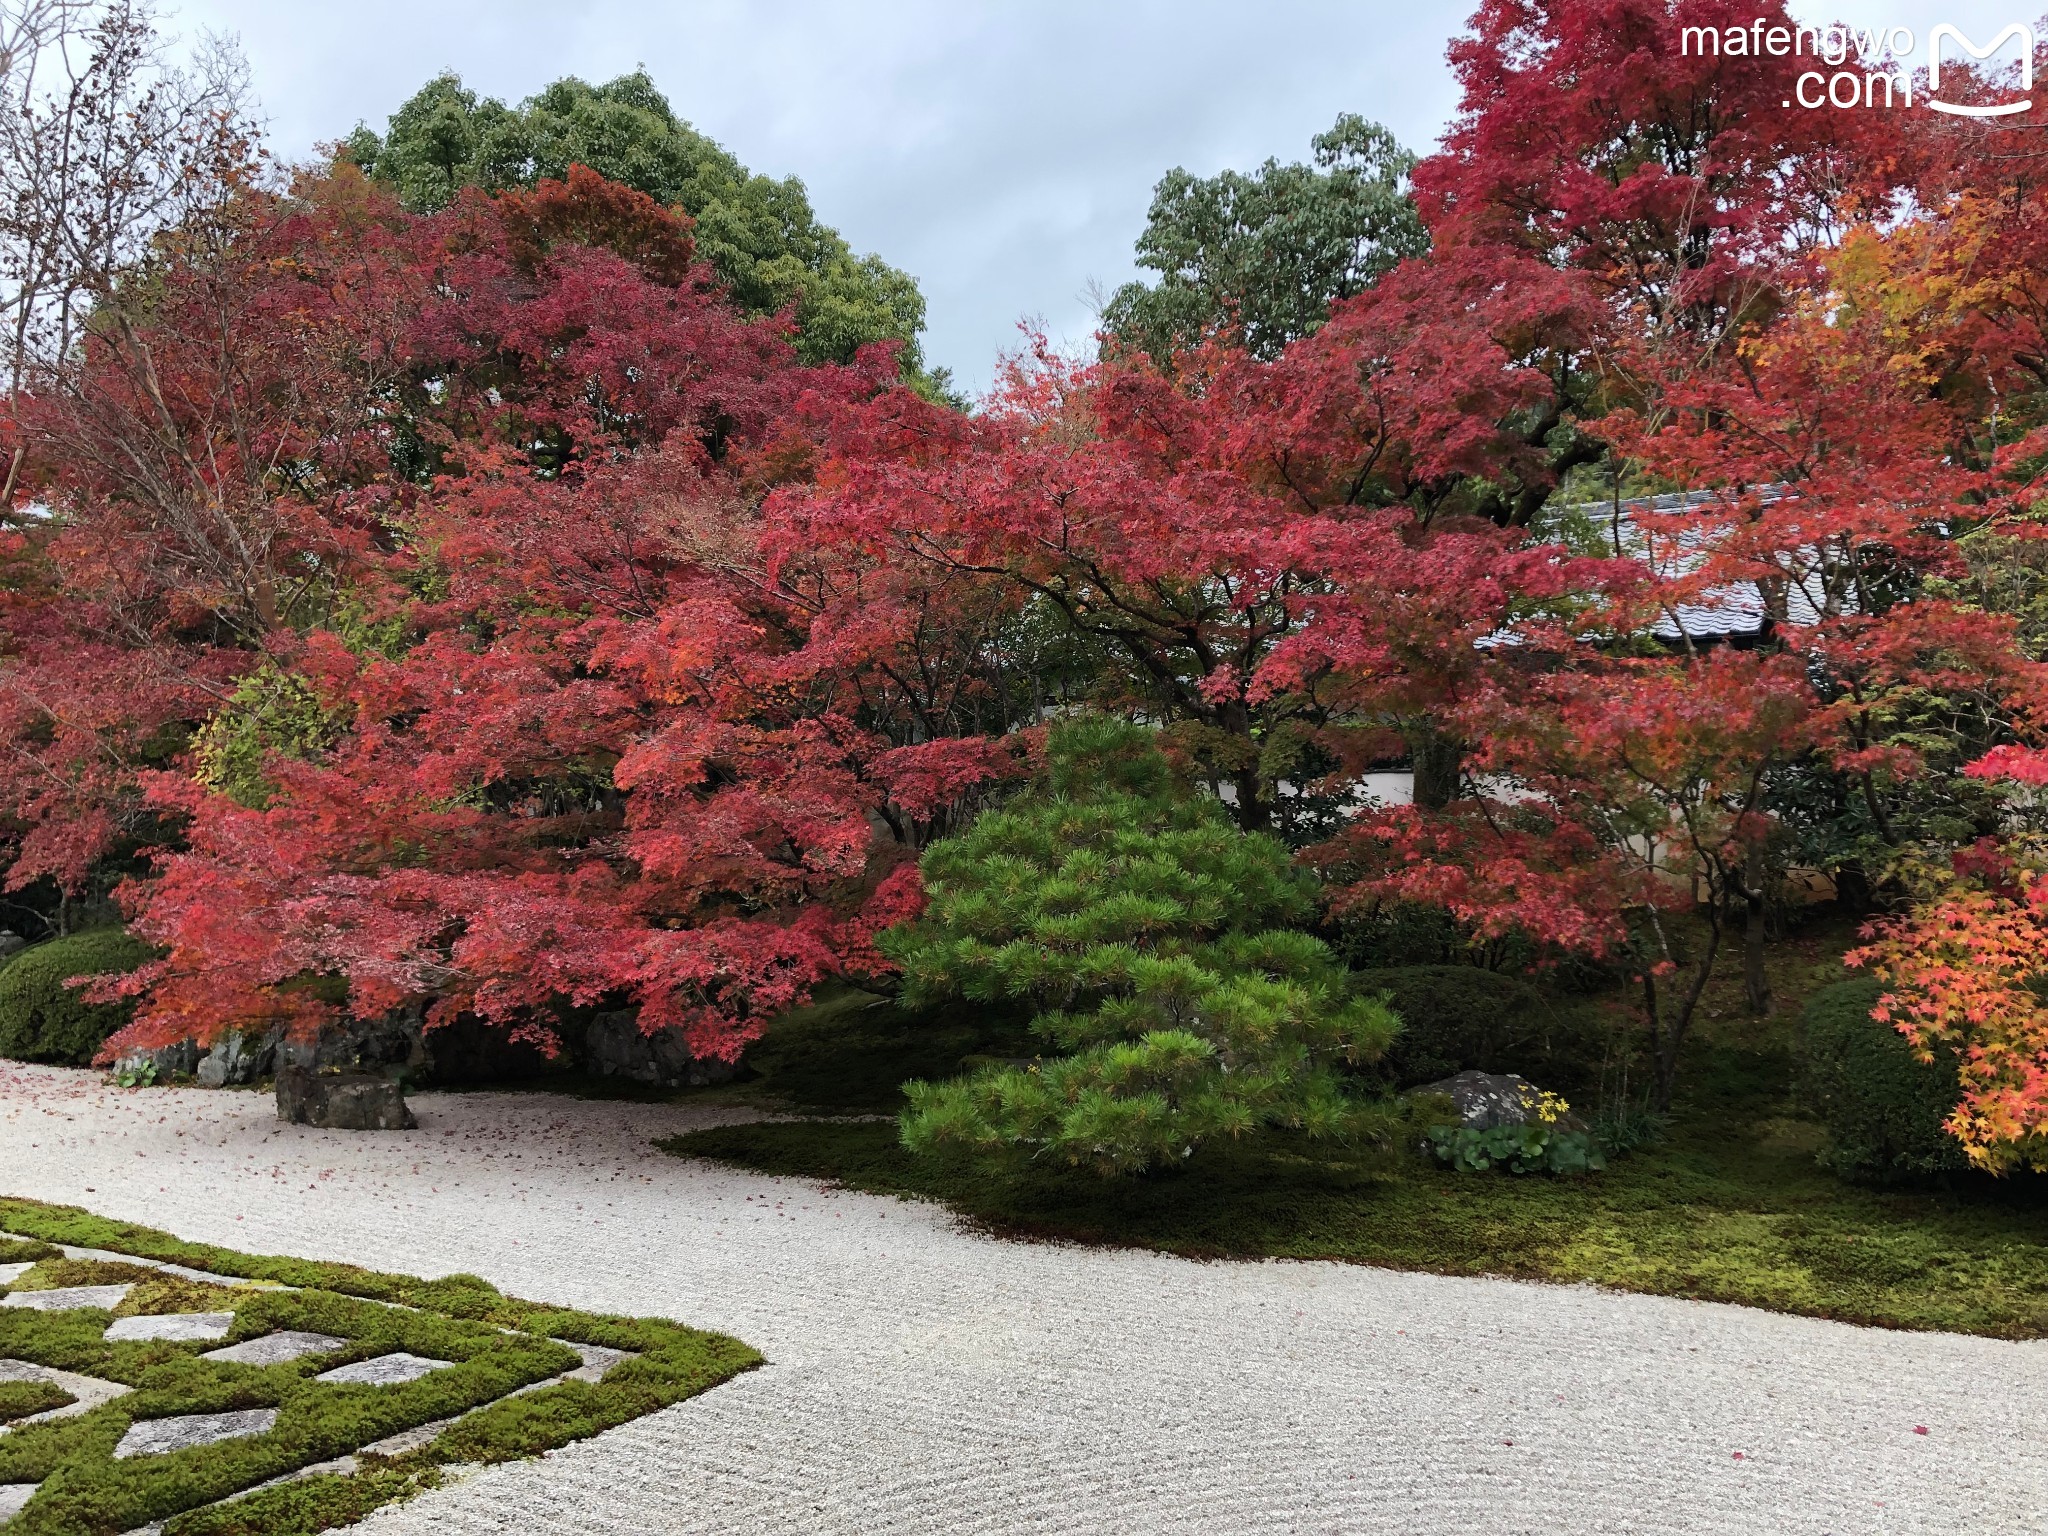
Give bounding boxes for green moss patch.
[664,950,2048,1340]
[0,1198,760,1536]
[0,1380,75,1423]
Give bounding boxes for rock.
[196,1028,278,1088]
[582,1010,738,1089]
[277,1004,428,1080]
[561,1341,632,1382]
[0,930,25,962]
[317,1351,449,1386]
[275,1067,418,1131]
[0,1284,132,1311]
[1407,1070,1587,1132]
[104,1312,234,1343]
[114,1407,277,1459]
[203,1330,348,1366]
[111,1039,201,1081]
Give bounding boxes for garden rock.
[104,1312,234,1343]
[111,1039,200,1081]
[196,1029,278,1088]
[275,1067,417,1130]
[1408,1071,1586,1132]
[203,1330,348,1366]
[0,1484,34,1523]
[114,1407,277,1459]
[317,1351,449,1386]
[0,930,24,962]
[1,1284,132,1311]
[278,1004,428,1079]
[582,1010,737,1089]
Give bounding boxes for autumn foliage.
[8,0,2048,1165]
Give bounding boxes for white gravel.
[4,1062,2046,1533]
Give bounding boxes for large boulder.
[278,1005,429,1081]
[196,1029,279,1088]
[1408,1070,1586,1131]
[582,1011,737,1089]
[275,1066,417,1130]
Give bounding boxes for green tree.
[346,71,931,375]
[886,717,1399,1175]
[1101,113,1428,363]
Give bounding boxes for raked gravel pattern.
[2,1062,2045,1533]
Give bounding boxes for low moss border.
[0,1198,761,1536]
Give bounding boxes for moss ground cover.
[0,1199,760,1536]
[663,926,2048,1340]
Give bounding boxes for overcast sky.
[171,0,2029,394]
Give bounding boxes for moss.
[0,1380,74,1423]
[663,1036,2048,1340]
[0,928,153,1066]
[0,1237,59,1264]
[0,1198,761,1536]
[7,1258,165,1291]
[163,1466,439,1536]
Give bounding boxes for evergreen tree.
[888,718,1398,1174]
[347,71,930,375]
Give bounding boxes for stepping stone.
[563,1342,632,1383]
[360,1418,454,1457]
[316,1352,449,1386]
[0,1284,131,1312]
[203,1330,347,1367]
[114,1407,277,1459]
[105,1312,235,1344]
[0,1262,35,1286]
[0,1359,135,1424]
[0,1483,37,1522]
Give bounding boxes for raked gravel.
[3,1061,2045,1533]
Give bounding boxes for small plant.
[1591,1096,1667,1158]
[1429,1120,1605,1174]
[1426,1084,1605,1174]
[113,1059,159,1088]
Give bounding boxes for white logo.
[1927,23,2034,116]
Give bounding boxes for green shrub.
[1365,965,1607,1093]
[887,717,1400,1175]
[1801,977,1971,1182]
[0,928,152,1066]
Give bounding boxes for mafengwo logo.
[1679,18,2035,114]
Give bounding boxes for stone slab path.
[3,1062,2046,1533]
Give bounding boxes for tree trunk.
[1743,843,1771,1017]
[1647,917,1722,1113]
[1407,724,1462,811]
[1231,763,1271,832]
[1832,860,1875,914]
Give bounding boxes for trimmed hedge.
[0,928,152,1066]
[1365,965,1605,1093]
[1801,977,1971,1183]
